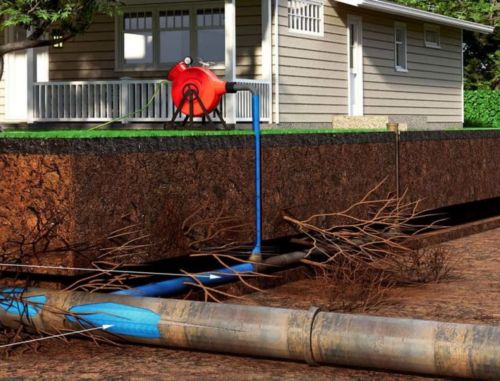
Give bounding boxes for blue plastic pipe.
[251,94,262,257]
[115,93,262,298]
[114,262,256,297]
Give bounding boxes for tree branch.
[0,34,76,56]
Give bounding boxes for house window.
[159,10,190,64]
[123,12,153,65]
[394,22,407,72]
[118,5,225,70]
[197,8,225,63]
[424,24,440,48]
[288,0,324,36]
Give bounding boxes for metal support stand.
[168,87,227,130]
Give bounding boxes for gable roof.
[335,0,495,34]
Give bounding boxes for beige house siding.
[0,30,5,121]
[235,0,262,79]
[0,79,4,122]
[277,1,348,124]
[359,10,463,128]
[49,2,262,81]
[49,15,115,80]
[34,0,467,128]
[276,1,463,128]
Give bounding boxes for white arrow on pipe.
[0,263,221,280]
[0,325,113,349]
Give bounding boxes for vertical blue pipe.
[251,94,262,257]
[114,91,263,298]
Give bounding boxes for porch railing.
[32,79,271,123]
[234,79,271,122]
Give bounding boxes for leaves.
[0,0,120,38]
[0,0,121,62]
[464,90,500,128]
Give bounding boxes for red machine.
[167,57,230,128]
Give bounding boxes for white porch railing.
[32,79,271,123]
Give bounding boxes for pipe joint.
[225,82,257,96]
[303,306,321,366]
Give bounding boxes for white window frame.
[287,0,324,37]
[122,11,154,66]
[424,23,441,49]
[115,3,225,72]
[394,22,408,72]
[347,14,364,116]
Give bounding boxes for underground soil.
[2,131,499,271]
[0,228,499,381]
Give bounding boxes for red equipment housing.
[168,61,227,117]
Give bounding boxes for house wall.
[277,0,348,125]
[32,0,466,129]
[359,9,463,129]
[236,0,262,80]
[0,30,5,122]
[49,14,115,80]
[276,1,463,129]
[48,1,262,81]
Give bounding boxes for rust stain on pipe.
[1,288,498,380]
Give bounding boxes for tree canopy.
[392,0,499,90]
[0,0,119,79]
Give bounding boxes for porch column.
[225,0,236,125]
[26,46,48,123]
[262,0,273,124]
[26,48,35,123]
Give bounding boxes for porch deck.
[32,78,271,123]
[4,0,275,125]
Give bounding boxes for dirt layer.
[1,227,499,381]
[1,131,499,271]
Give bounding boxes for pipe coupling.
[303,306,321,366]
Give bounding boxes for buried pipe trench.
[1,60,499,379]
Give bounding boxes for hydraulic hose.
[113,262,255,297]
[1,287,498,380]
[114,251,307,297]
[90,80,169,130]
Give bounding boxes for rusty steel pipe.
[0,287,498,379]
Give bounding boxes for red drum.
[168,61,227,117]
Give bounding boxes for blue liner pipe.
[114,262,255,297]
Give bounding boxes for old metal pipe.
[1,287,498,379]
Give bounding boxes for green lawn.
[1,127,498,140]
[0,128,387,139]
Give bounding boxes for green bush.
[464,90,500,128]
